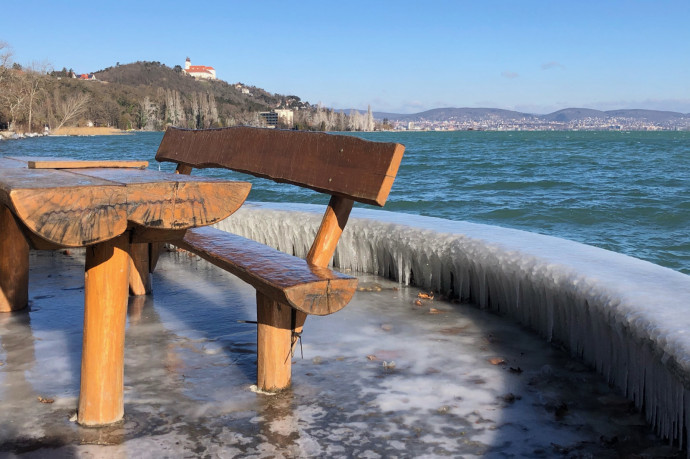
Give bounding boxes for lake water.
[1,130,688,274]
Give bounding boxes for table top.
[0,156,251,248]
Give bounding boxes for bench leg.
[78,233,129,426]
[256,292,294,391]
[0,206,29,312]
[128,242,152,295]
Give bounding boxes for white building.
[274,109,294,126]
[183,57,216,80]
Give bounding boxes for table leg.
[78,233,129,426]
[128,242,151,295]
[0,206,29,312]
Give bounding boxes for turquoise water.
[1,130,688,274]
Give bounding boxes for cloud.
[541,61,565,70]
[501,71,519,79]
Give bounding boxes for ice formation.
[216,202,690,449]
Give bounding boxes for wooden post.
[175,164,193,175]
[149,241,161,273]
[306,196,354,267]
[294,195,355,341]
[256,196,354,391]
[256,292,293,391]
[128,242,151,295]
[78,233,130,426]
[0,205,29,312]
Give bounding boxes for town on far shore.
[379,107,690,132]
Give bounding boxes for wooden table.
[0,156,251,425]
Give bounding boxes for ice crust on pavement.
[216,202,690,447]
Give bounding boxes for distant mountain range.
[360,107,690,123]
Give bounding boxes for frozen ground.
[0,249,680,458]
[219,203,690,449]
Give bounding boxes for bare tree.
[53,91,91,131]
[24,62,50,132]
[0,41,14,128]
[348,109,362,131]
[207,93,219,127]
[5,75,27,131]
[190,92,200,128]
[137,96,161,130]
[313,103,327,130]
[365,105,375,131]
[0,41,12,86]
[164,89,186,127]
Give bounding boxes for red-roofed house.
[183,57,216,80]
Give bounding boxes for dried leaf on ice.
[417,291,434,300]
[37,396,55,404]
[414,299,423,306]
[488,357,506,365]
[382,361,396,370]
[367,354,378,361]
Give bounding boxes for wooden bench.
[150,126,405,391]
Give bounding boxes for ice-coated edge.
[216,202,690,449]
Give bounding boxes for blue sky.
[2,0,689,114]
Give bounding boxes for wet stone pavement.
[0,250,682,458]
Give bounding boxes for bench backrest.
[155,127,405,268]
[156,127,404,207]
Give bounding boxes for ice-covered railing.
[216,202,690,449]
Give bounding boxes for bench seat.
[178,226,358,316]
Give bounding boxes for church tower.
[185,57,191,70]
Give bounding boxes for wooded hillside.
[0,42,381,133]
[1,56,304,131]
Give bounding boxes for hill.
[0,60,314,132]
[540,108,607,122]
[604,109,689,123]
[87,61,308,129]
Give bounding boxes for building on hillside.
[184,57,216,80]
[259,110,294,128]
[259,111,279,128]
[274,109,294,127]
[235,84,251,95]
